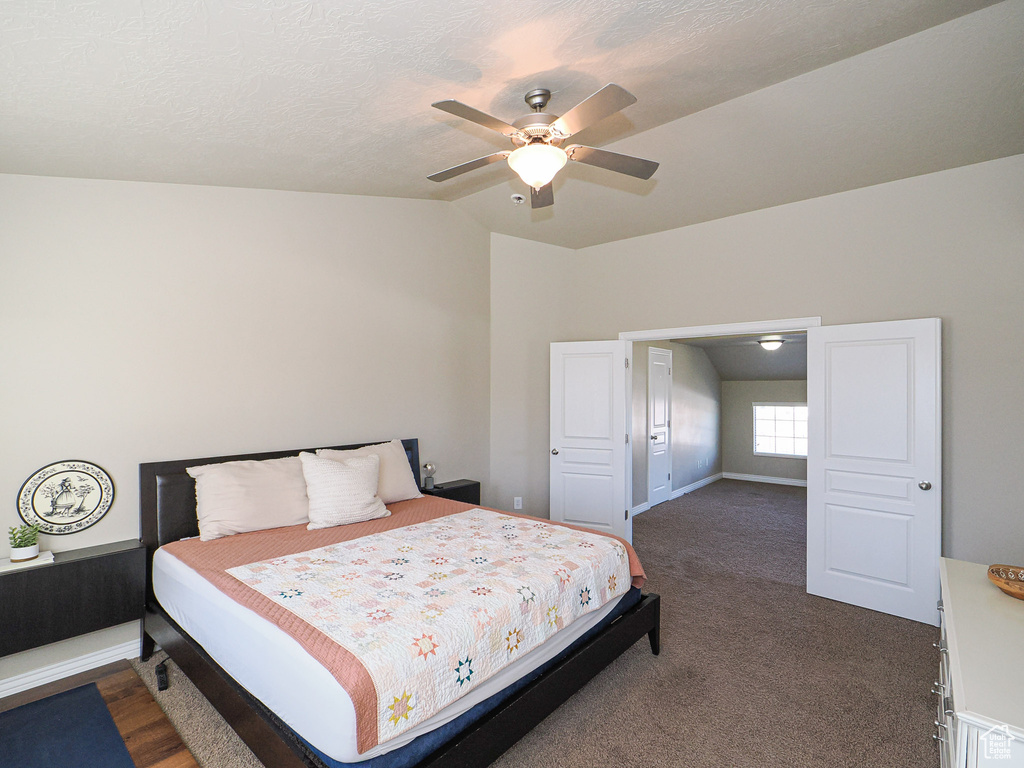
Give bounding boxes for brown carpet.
[136,480,940,767]
[492,480,940,768]
[131,657,263,768]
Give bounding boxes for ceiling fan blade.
[566,145,659,180]
[432,100,521,138]
[551,84,637,138]
[428,151,511,183]
[531,183,554,209]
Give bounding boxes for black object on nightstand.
[0,539,146,657]
[422,479,481,505]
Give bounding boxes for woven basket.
[988,564,1024,600]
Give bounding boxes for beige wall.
[722,380,807,481]
[632,342,722,507]
[489,153,1024,564]
[487,235,574,514]
[670,344,722,491]
[5,152,1023,682]
[0,174,492,679]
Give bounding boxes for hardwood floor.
[0,660,198,768]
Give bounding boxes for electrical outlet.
[513,497,523,510]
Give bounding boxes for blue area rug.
[0,683,134,768]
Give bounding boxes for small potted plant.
[9,523,42,563]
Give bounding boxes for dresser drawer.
[935,609,956,766]
[935,692,955,767]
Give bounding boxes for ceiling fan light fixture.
[507,142,567,190]
[759,339,785,351]
[429,85,657,208]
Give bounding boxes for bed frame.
[140,438,661,768]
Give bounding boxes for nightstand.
[0,539,146,657]
[422,479,481,505]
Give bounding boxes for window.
[753,403,808,458]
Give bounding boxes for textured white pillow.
[300,452,390,530]
[316,439,422,504]
[186,456,309,541]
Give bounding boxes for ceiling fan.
[428,84,659,209]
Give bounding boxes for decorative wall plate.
[17,460,115,535]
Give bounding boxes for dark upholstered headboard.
[139,439,420,603]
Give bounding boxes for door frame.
[622,317,821,515]
[647,346,673,508]
[619,317,822,343]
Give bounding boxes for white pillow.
[299,452,390,530]
[186,456,309,541]
[316,439,422,504]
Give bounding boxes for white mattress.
[153,546,626,763]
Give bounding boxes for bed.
[140,438,660,768]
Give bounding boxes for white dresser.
[937,558,1024,767]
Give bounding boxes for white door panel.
[550,341,630,541]
[825,470,915,500]
[560,473,615,528]
[825,504,911,585]
[647,347,672,507]
[561,447,614,465]
[807,318,941,625]
[826,341,912,461]
[563,355,613,438]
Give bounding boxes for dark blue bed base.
[305,587,642,768]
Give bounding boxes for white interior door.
[550,340,631,542]
[648,347,672,507]
[807,318,941,625]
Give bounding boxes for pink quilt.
[162,496,646,752]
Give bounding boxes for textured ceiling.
[680,334,807,381]
[455,0,1024,246]
[2,0,1021,247]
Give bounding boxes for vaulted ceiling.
[3,0,1022,248]
[681,334,807,381]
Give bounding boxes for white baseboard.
[671,472,723,499]
[0,639,140,699]
[722,472,807,488]
[637,473,723,511]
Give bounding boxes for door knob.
[651,434,657,441]
[551,449,559,455]
[919,481,932,490]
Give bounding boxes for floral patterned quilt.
[227,508,630,745]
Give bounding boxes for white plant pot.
[10,543,39,562]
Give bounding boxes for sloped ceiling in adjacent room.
[681,334,807,381]
[2,0,1022,248]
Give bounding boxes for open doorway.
[552,315,940,623]
[630,331,808,514]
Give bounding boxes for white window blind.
[753,403,808,458]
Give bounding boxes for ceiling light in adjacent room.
[759,339,785,351]
[507,143,567,190]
